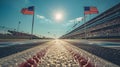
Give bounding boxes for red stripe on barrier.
[19,47,50,67]
[64,46,96,67]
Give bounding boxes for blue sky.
[0,0,120,38]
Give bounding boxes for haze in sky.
[0,0,120,38]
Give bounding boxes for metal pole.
[17,21,21,32]
[54,34,56,39]
[31,6,35,39]
[84,14,86,39]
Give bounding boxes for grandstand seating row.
[61,3,120,39]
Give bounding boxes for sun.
[55,12,63,21]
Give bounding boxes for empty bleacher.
[61,3,120,39]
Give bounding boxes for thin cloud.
[25,0,30,4]
[37,15,45,19]
[76,17,83,22]
[45,19,52,23]
[62,22,74,26]
[63,17,83,27]
[37,14,53,23]
[69,20,75,23]
[69,17,83,23]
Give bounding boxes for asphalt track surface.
[64,39,120,66]
[0,39,120,67]
[0,40,50,58]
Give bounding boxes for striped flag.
[21,6,34,15]
[84,6,98,15]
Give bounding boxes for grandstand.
[60,3,120,39]
[0,30,40,39]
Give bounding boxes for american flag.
[21,6,34,15]
[84,6,98,15]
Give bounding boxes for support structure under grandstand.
[60,3,120,39]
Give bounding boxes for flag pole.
[17,21,21,32]
[31,6,35,40]
[84,13,87,39]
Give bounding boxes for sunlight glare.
[55,12,63,21]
